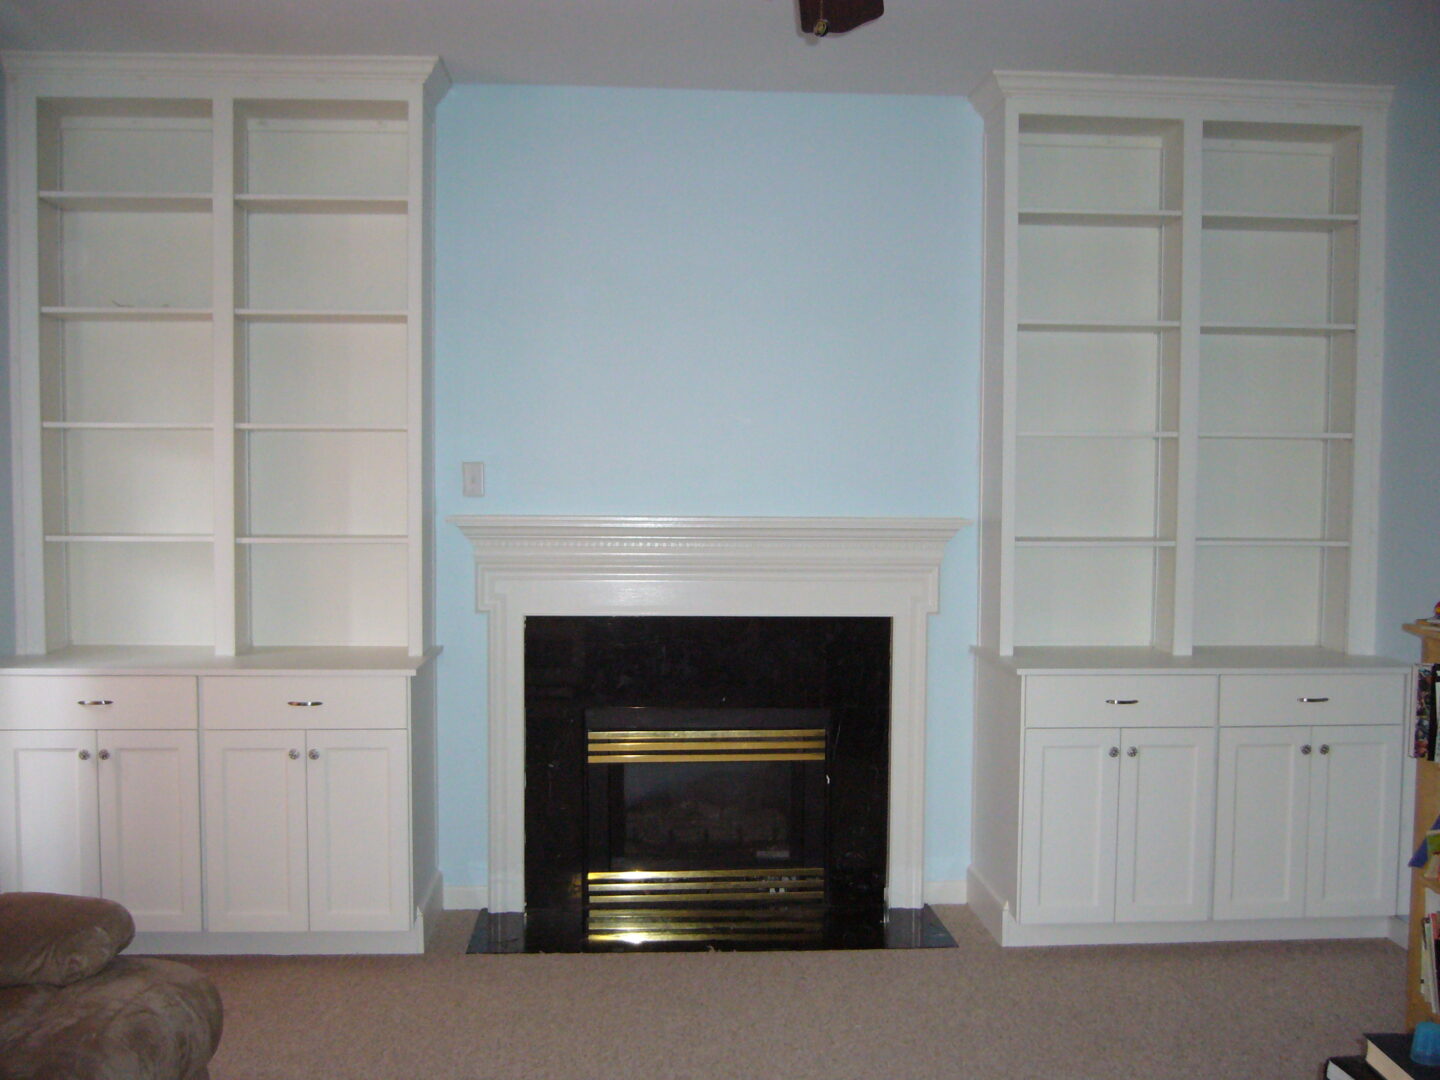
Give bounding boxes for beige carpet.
[179,906,1404,1079]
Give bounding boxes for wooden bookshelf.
[1405,621,1440,1027]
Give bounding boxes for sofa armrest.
[0,892,134,988]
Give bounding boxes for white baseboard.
[922,879,968,905]
[443,883,489,910]
[131,925,426,955]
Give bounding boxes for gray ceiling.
[2,0,1437,95]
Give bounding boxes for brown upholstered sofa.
[0,892,222,1080]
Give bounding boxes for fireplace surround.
[451,516,967,921]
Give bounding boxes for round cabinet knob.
[288,749,300,760]
[1301,744,1313,755]
[97,749,110,761]
[308,749,320,760]
[1108,746,1120,758]
[1126,746,1138,757]
[1319,744,1331,755]
[78,749,91,761]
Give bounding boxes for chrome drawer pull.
[1108,746,1120,758]
[288,749,300,760]
[98,749,110,761]
[77,699,113,707]
[1105,698,1139,706]
[1298,697,1330,704]
[1301,744,1313,755]
[287,700,324,707]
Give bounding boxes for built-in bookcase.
[1013,115,1183,650]
[7,54,448,658]
[972,73,1388,658]
[1195,122,1362,649]
[232,99,414,649]
[33,97,216,649]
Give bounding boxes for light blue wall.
[1377,67,1440,660]
[432,86,982,894]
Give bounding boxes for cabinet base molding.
[967,868,1402,948]
[132,916,428,956]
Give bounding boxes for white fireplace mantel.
[450,515,968,913]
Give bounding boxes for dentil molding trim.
[450,515,969,913]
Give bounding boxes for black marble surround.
[509,615,924,952]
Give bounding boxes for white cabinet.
[1214,723,1401,920]
[2,54,445,954]
[202,727,410,933]
[200,674,413,934]
[972,659,1408,945]
[1020,726,1215,925]
[0,729,98,896]
[0,728,201,931]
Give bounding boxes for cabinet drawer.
[1024,675,1217,728]
[201,676,408,730]
[0,675,196,730]
[1219,673,1407,726]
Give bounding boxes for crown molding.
[970,69,1393,117]
[1,51,450,98]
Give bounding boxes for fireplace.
[524,615,889,948]
[450,514,968,944]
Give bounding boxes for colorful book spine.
[1416,664,1438,761]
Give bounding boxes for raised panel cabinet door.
[1114,726,1217,923]
[1019,728,1120,925]
[96,730,202,932]
[1213,726,1310,920]
[305,729,411,932]
[202,729,308,932]
[1305,724,1402,917]
[0,730,100,895]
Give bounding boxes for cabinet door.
[1019,728,1119,924]
[1214,726,1310,919]
[0,730,100,895]
[305,729,411,932]
[1114,727,1217,923]
[96,730,202,932]
[1306,724,1402,917]
[202,729,308,932]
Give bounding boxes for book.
[1416,665,1438,761]
[1328,1056,1388,1079]
[1365,1032,1440,1080]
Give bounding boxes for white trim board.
[449,515,968,914]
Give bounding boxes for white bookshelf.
[971,73,1389,659]
[968,73,1405,947]
[6,54,447,659]
[2,52,448,955]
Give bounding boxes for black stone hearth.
[488,614,955,952]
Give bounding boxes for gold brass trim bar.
[585,868,827,943]
[586,867,826,906]
[587,728,825,764]
[588,930,820,943]
[589,729,827,740]
[589,868,824,882]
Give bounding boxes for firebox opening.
[521,615,893,951]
